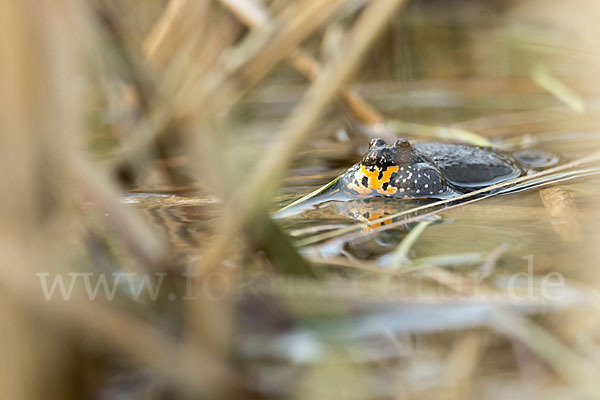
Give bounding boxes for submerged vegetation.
[1,0,600,399]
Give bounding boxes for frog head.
[361,138,417,167]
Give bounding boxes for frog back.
[414,143,524,190]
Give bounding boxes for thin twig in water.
[390,216,439,270]
[477,242,511,278]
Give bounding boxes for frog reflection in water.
[340,138,527,200]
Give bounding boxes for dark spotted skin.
[340,138,525,199]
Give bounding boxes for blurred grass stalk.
[0,1,81,398]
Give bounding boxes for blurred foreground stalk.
[0,1,80,398]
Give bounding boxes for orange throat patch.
[346,165,399,196]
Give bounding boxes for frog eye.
[369,138,386,147]
[394,139,411,149]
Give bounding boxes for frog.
[339,138,540,199]
[274,137,557,221]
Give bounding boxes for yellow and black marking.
[345,165,399,196]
